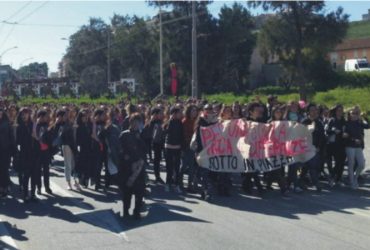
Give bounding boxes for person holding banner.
[180,105,198,192]
[193,104,218,200]
[300,104,324,192]
[216,105,233,196]
[242,102,264,194]
[265,106,288,195]
[285,101,304,193]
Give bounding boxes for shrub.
[336,71,370,88]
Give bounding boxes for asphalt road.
[1,132,370,250]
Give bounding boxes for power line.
[17,1,49,23]
[0,26,16,51]
[5,1,33,21]
[1,20,80,28]
[0,1,33,35]
[0,1,49,51]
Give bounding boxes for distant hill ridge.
[345,20,370,39]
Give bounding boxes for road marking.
[49,180,129,242]
[0,219,18,250]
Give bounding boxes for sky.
[0,0,369,73]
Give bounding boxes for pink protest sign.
[197,120,315,173]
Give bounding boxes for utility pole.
[191,1,198,98]
[107,28,111,86]
[159,5,164,96]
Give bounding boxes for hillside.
[346,20,370,39]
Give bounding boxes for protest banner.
[196,119,316,173]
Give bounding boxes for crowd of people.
[0,95,369,219]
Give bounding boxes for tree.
[249,1,349,100]
[18,62,48,79]
[80,65,107,98]
[64,18,109,81]
[111,15,159,96]
[216,3,255,92]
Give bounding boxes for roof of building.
[7,77,78,85]
[334,37,370,51]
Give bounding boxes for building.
[58,57,69,77]
[9,77,80,97]
[49,72,59,78]
[328,37,370,70]
[0,65,18,94]
[108,78,137,95]
[363,9,370,21]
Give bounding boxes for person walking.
[164,107,184,193]
[343,108,369,189]
[118,113,147,220]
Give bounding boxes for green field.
[205,87,370,113]
[14,86,370,115]
[346,20,370,39]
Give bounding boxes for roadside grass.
[11,87,370,114]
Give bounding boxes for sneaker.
[74,183,82,191]
[294,186,303,193]
[155,177,165,185]
[175,186,182,194]
[133,212,141,220]
[164,185,170,192]
[336,181,345,187]
[314,185,322,193]
[23,195,31,203]
[281,190,290,197]
[123,210,130,218]
[37,189,42,195]
[329,179,335,188]
[201,190,210,200]
[45,188,53,195]
[186,187,197,194]
[30,196,39,202]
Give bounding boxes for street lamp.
[0,46,18,65]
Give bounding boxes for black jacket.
[164,119,184,147]
[345,119,369,148]
[195,117,215,154]
[0,118,15,152]
[326,117,346,146]
[16,121,36,170]
[101,124,121,167]
[301,117,326,151]
[118,129,146,190]
[76,123,93,155]
[54,122,76,152]
[35,122,52,155]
